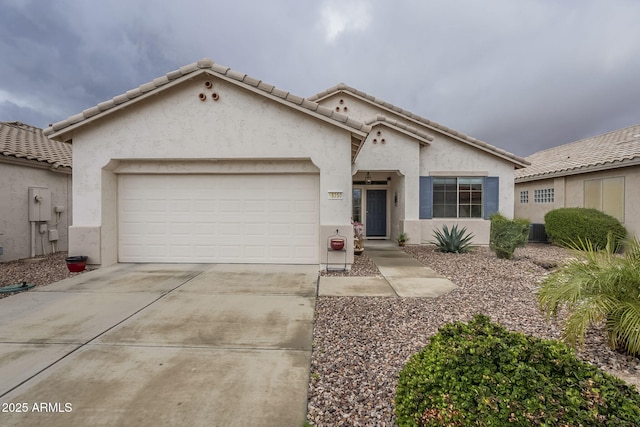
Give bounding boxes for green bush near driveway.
[489,213,530,259]
[395,314,640,426]
[544,207,626,250]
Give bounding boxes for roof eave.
[315,87,529,168]
[515,157,640,183]
[45,71,201,141]
[0,154,72,173]
[217,71,370,138]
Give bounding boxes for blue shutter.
[484,176,499,219]
[419,176,433,219]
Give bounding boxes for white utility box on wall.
[28,187,51,222]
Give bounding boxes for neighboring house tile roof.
[44,58,371,140]
[515,124,640,182]
[308,83,529,168]
[0,121,72,169]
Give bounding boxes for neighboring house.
[44,58,527,269]
[0,122,72,261]
[515,124,640,239]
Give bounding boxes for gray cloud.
[2,0,639,157]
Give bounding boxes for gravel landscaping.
[0,252,84,299]
[3,246,639,426]
[307,243,640,426]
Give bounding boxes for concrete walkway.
[319,241,457,297]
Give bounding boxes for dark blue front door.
[366,190,387,237]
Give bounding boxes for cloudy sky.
[2,0,639,157]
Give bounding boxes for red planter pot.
[330,239,345,250]
[66,256,88,272]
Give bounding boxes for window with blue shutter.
[419,176,499,219]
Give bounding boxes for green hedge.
[395,315,640,426]
[544,208,626,249]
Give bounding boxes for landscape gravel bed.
[2,247,639,425]
[0,252,82,299]
[307,244,640,426]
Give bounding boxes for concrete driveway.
[0,263,317,427]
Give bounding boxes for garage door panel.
[118,174,319,264]
[245,223,267,236]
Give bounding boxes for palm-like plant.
[538,236,640,355]
[431,224,474,253]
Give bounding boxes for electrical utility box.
[28,187,51,222]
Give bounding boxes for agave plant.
[538,235,640,355]
[431,224,474,253]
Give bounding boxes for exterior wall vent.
[528,223,548,243]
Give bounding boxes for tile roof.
[0,121,72,169]
[44,58,371,139]
[515,124,640,182]
[308,83,529,168]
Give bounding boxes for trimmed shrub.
[489,213,530,259]
[395,315,640,426]
[430,224,474,253]
[544,207,626,249]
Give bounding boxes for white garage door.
[118,174,319,264]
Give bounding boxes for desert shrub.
[395,314,640,427]
[489,213,530,259]
[431,224,474,253]
[544,207,626,249]
[538,236,640,355]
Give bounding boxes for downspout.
[31,221,36,258]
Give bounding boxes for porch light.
[365,172,372,185]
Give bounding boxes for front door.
[366,189,387,237]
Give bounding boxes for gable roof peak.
[44,59,371,139]
[197,58,214,68]
[309,83,528,168]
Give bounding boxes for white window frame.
[432,177,483,218]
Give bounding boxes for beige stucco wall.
[515,165,640,238]
[67,75,356,266]
[514,178,562,223]
[0,161,71,261]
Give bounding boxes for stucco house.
[44,58,527,269]
[0,121,72,261]
[515,124,640,239]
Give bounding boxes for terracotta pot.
[330,239,345,250]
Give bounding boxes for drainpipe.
[31,221,36,258]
